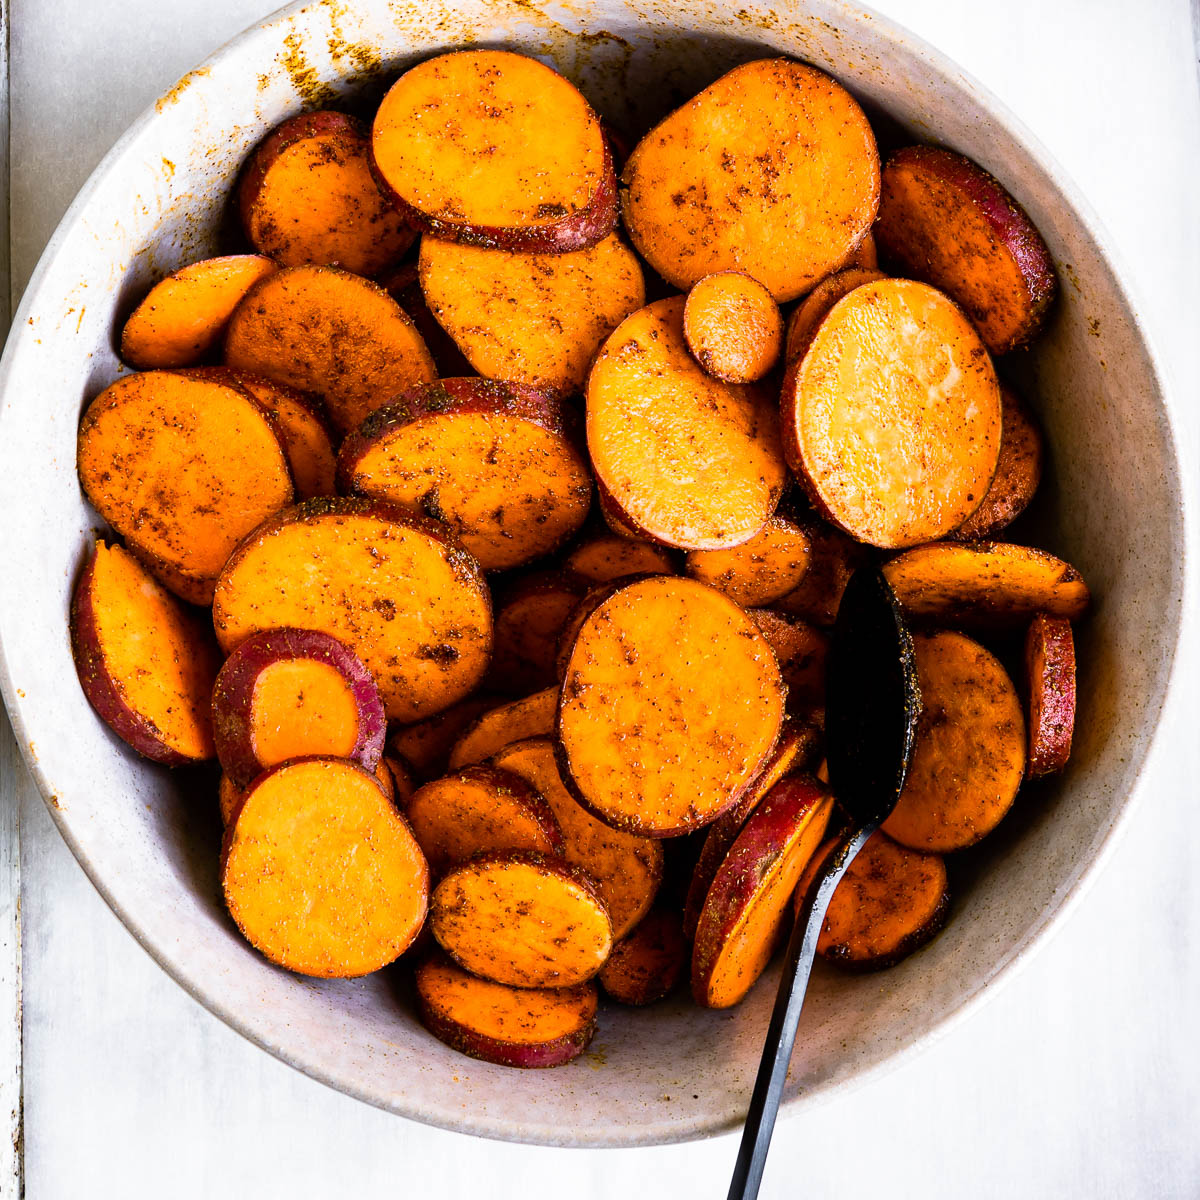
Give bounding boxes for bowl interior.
[0,0,1183,1147]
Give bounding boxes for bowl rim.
[0,0,1191,1147]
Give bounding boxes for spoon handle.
[727,822,878,1200]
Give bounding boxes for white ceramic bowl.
[0,0,1185,1148]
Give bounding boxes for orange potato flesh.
[685,515,811,607]
[599,909,687,1005]
[223,264,435,435]
[775,522,873,627]
[77,372,294,599]
[447,687,557,769]
[384,755,418,806]
[431,853,613,988]
[248,658,361,768]
[493,737,663,940]
[222,758,429,977]
[212,499,493,723]
[490,574,585,695]
[846,232,879,270]
[563,533,675,584]
[120,255,277,369]
[218,773,246,826]
[783,267,886,364]
[621,59,880,302]
[748,610,829,707]
[586,297,788,551]
[883,631,1025,852]
[419,234,645,393]
[389,694,500,781]
[372,50,609,233]
[683,271,783,383]
[785,278,1002,548]
[558,576,786,836]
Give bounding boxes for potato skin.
[1025,613,1076,777]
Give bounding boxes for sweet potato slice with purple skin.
[416,952,597,1069]
[783,277,1002,549]
[338,379,592,571]
[388,694,501,782]
[238,111,415,277]
[599,909,688,1005]
[492,737,663,940]
[71,541,219,765]
[692,776,833,1008]
[1025,613,1076,777]
[782,267,885,364]
[775,522,874,627]
[221,756,428,977]
[419,233,645,394]
[212,497,493,723]
[621,59,879,302]
[78,370,294,604]
[682,718,822,939]
[431,852,613,988]
[563,530,676,585]
[120,255,277,369]
[223,264,435,436]
[882,541,1090,627]
[682,271,783,384]
[381,263,475,378]
[489,570,588,695]
[815,831,950,971]
[952,386,1043,540]
[405,764,564,874]
[875,145,1057,354]
[447,688,557,770]
[882,631,1025,852]
[211,627,386,788]
[748,610,829,707]
[685,515,811,607]
[371,50,617,253]
[586,296,788,551]
[557,575,786,837]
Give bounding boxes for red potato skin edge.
[70,545,205,767]
[211,626,387,789]
[1025,613,1076,777]
[878,145,1057,354]
[369,138,618,254]
[691,776,832,1007]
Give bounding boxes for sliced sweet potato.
[120,255,277,369]
[238,111,415,276]
[621,59,879,301]
[783,277,1002,549]
[372,758,397,805]
[586,296,788,550]
[211,627,386,788]
[77,371,294,603]
[388,694,501,781]
[682,271,783,383]
[71,541,219,765]
[882,541,1090,627]
[599,909,687,1005]
[405,764,563,874]
[223,264,435,435]
[383,754,418,807]
[415,952,597,1068]
[338,379,591,571]
[1025,613,1076,777]
[846,232,879,270]
[816,831,949,971]
[381,263,475,378]
[431,852,612,987]
[447,688,557,770]
[875,145,1057,354]
[882,631,1025,852]
[418,233,645,393]
[489,570,587,695]
[952,386,1043,540]
[782,267,885,364]
[212,497,493,723]
[775,522,873,627]
[748,610,829,707]
[492,737,663,940]
[218,773,246,826]
[371,49,616,252]
[682,719,823,939]
[685,515,811,607]
[221,756,428,977]
[562,531,676,584]
[558,575,785,836]
[692,776,833,1008]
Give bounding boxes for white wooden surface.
[6,0,1199,1196]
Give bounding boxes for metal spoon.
[727,566,922,1200]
